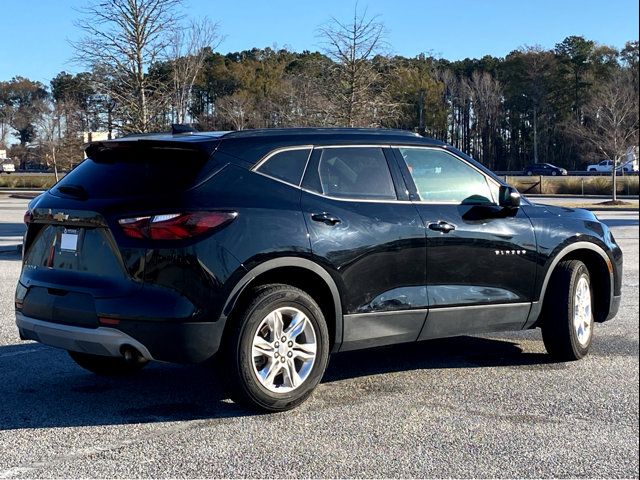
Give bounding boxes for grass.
[596,200,634,206]
[506,175,639,196]
[0,174,59,189]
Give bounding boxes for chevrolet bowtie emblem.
[53,212,69,222]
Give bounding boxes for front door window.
[398,147,497,204]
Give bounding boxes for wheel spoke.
[289,359,303,388]
[292,341,316,361]
[285,312,307,339]
[283,359,303,388]
[267,310,284,340]
[259,359,281,386]
[253,336,274,358]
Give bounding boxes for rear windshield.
[52,146,211,199]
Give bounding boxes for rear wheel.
[225,284,330,411]
[541,260,594,360]
[68,351,148,376]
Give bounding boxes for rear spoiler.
[85,138,220,161]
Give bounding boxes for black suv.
[15,128,622,411]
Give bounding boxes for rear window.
[52,146,211,199]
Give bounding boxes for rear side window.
[316,147,397,200]
[52,146,210,199]
[256,148,311,185]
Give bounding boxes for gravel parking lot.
[0,195,638,478]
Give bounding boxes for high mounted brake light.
[118,212,237,240]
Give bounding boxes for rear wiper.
[57,185,88,200]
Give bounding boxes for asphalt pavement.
[0,196,26,252]
[0,196,638,478]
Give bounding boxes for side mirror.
[499,185,521,209]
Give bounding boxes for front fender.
[525,240,616,327]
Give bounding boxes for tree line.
[0,0,638,175]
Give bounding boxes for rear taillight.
[23,210,32,225]
[118,211,237,240]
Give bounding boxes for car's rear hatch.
[17,138,220,326]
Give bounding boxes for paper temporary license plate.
[60,229,79,252]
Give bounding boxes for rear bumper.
[17,312,154,360]
[16,312,224,363]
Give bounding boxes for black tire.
[68,351,148,376]
[540,260,594,361]
[225,284,330,412]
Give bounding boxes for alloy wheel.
[251,307,317,393]
[573,276,593,347]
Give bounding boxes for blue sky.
[0,0,638,84]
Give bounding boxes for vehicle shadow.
[0,343,248,431]
[324,335,554,382]
[0,335,553,431]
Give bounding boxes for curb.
[584,207,639,212]
[9,194,39,200]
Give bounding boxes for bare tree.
[72,0,183,133]
[216,92,255,130]
[434,69,472,152]
[36,102,63,181]
[518,46,555,163]
[467,71,503,169]
[278,74,333,127]
[169,18,222,124]
[317,6,388,127]
[0,82,12,148]
[570,69,639,202]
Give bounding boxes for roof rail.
[171,124,199,135]
[221,127,422,139]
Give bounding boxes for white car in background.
[587,159,638,173]
[0,162,15,174]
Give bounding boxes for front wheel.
[226,284,330,411]
[540,260,594,360]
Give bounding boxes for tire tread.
[225,283,329,412]
[541,259,592,360]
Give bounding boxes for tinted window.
[317,147,396,200]
[256,148,311,185]
[399,147,494,204]
[53,147,209,199]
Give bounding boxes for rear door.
[300,146,427,351]
[392,146,537,339]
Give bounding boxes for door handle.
[428,221,456,233]
[311,213,341,226]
